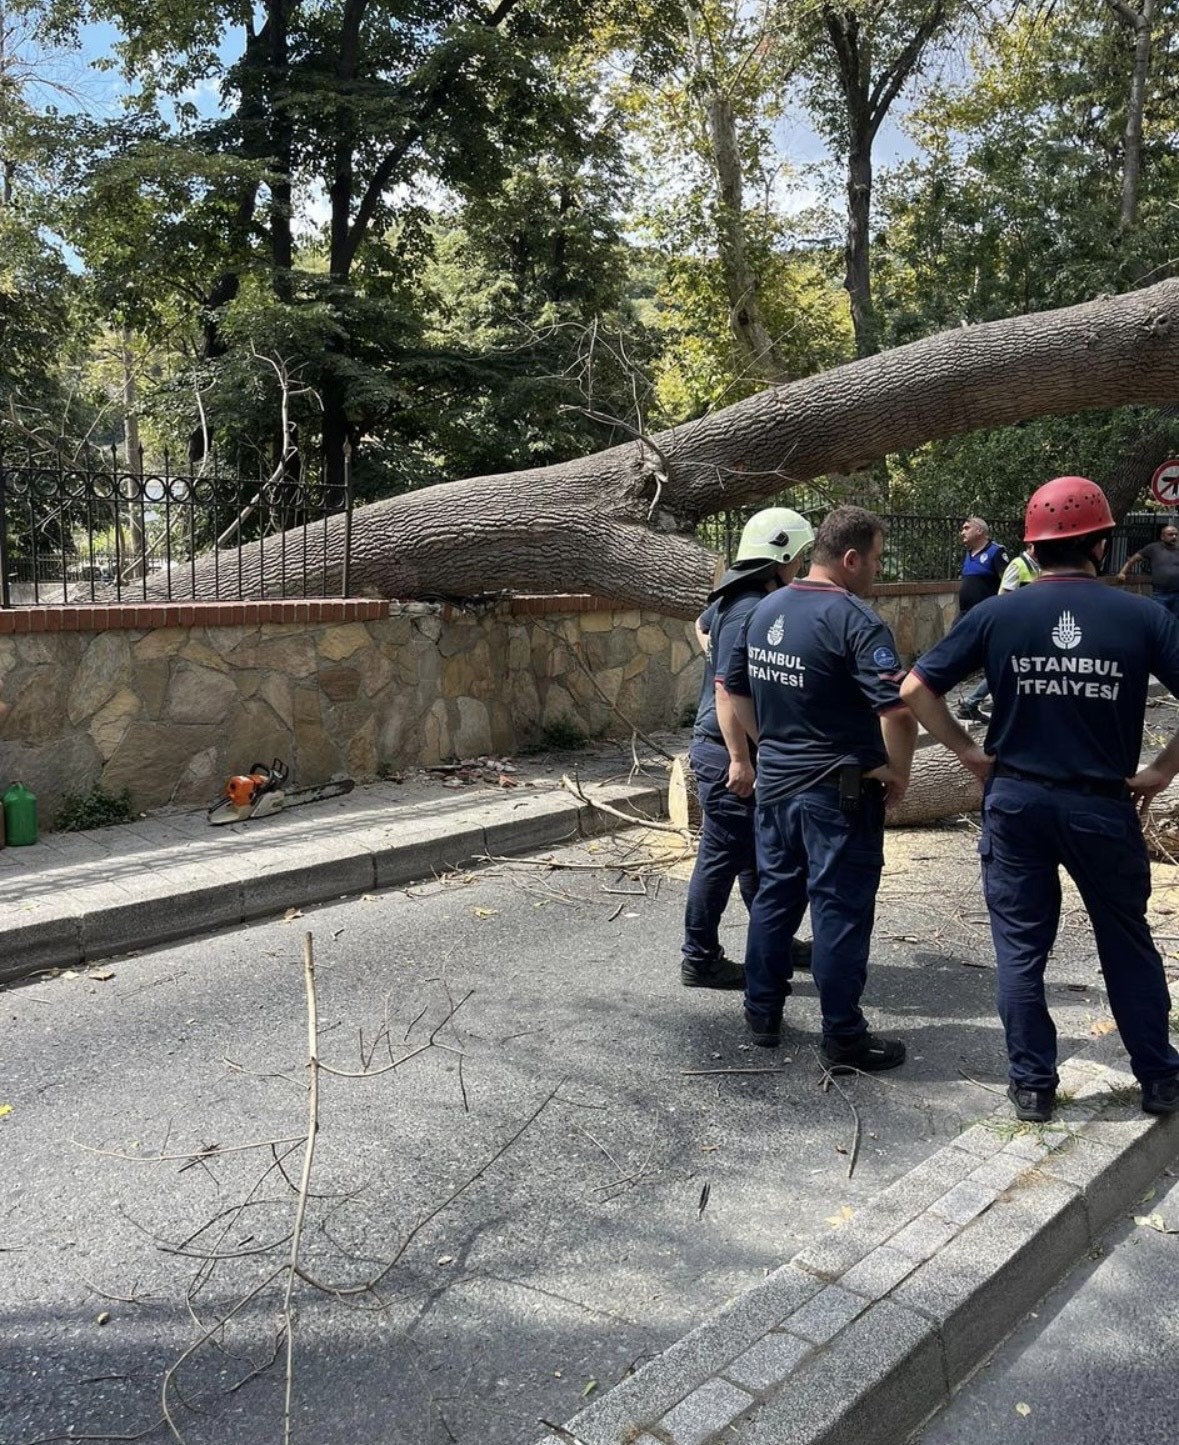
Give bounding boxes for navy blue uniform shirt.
[725,581,908,805]
[959,540,1009,613]
[692,589,762,745]
[913,575,1179,782]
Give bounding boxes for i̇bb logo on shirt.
[1151,460,1179,506]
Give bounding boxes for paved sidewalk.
[0,745,671,983]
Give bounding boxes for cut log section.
[667,743,984,831]
[886,746,983,827]
[668,753,703,831]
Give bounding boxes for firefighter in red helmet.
[901,476,1179,1123]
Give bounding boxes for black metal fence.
[0,449,353,606]
[698,509,1171,582]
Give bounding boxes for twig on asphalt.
[681,1066,792,1076]
[572,1121,625,1176]
[281,932,321,1445]
[72,1136,307,1163]
[811,1048,862,1181]
[956,1066,1008,1096]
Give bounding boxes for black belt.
[992,762,1128,800]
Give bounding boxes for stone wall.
[0,598,703,826]
[872,583,960,662]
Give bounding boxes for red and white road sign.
[1151,460,1179,506]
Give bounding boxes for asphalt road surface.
[0,823,1147,1445]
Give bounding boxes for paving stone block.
[1040,1132,1165,1238]
[838,1244,918,1302]
[929,1179,999,1227]
[723,1331,812,1393]
[734,1300,945,1445]
[891,1176,1086,1385]
[658,1378,754,1445]
[966,1151,1030,1194]
[1001,1132,1053,1163]
[946,1122,1009,1160]
[780,1284,866,1345]
[1082,1111,1157,1154]
[889,1211,959,1263]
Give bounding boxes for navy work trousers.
[744,782,885,1041]
[981,776,1179,1091]
[682,740,757,965]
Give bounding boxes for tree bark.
[1109,0,1155,229]
[704,89,785,380]
[820,2,946,359]
[170,279,1179,613]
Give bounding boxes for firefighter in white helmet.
[681,507,815,988]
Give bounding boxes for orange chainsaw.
[207,758,355,825]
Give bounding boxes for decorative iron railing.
[697,509,1167,582]
[0,448,353,606]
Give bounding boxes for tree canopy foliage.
[5,0,1179,521]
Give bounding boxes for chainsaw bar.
[207,776,355,825]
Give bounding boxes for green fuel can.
[3,782,38,846]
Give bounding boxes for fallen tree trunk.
[171,281,1179,613]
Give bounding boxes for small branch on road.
[681,1066,792,1076]
[560,772,690,837]
[281,932,321,1445]
[812,1048,862,1181]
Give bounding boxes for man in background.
[955,516,1010,722]
[1118,522,1179,617]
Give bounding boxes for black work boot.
[744,1006,782,1048]
[1142,1076,1179,1116]
[790,938,813,972]
[681,954,745,990]
[1007,1083,1056,1123]
[822,1032,906,1073]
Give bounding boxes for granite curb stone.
[538,1054,1179,1445]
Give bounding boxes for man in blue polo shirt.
[681,508,815,988]
[955,516,1010,721]
[723,505,917,1068]
[901,476,1179,1123]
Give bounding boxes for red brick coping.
[0,599,390,633]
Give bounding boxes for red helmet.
[1023,476,1114,543]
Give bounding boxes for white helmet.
[734,507,814,567]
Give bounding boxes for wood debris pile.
[427,757,520,789]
